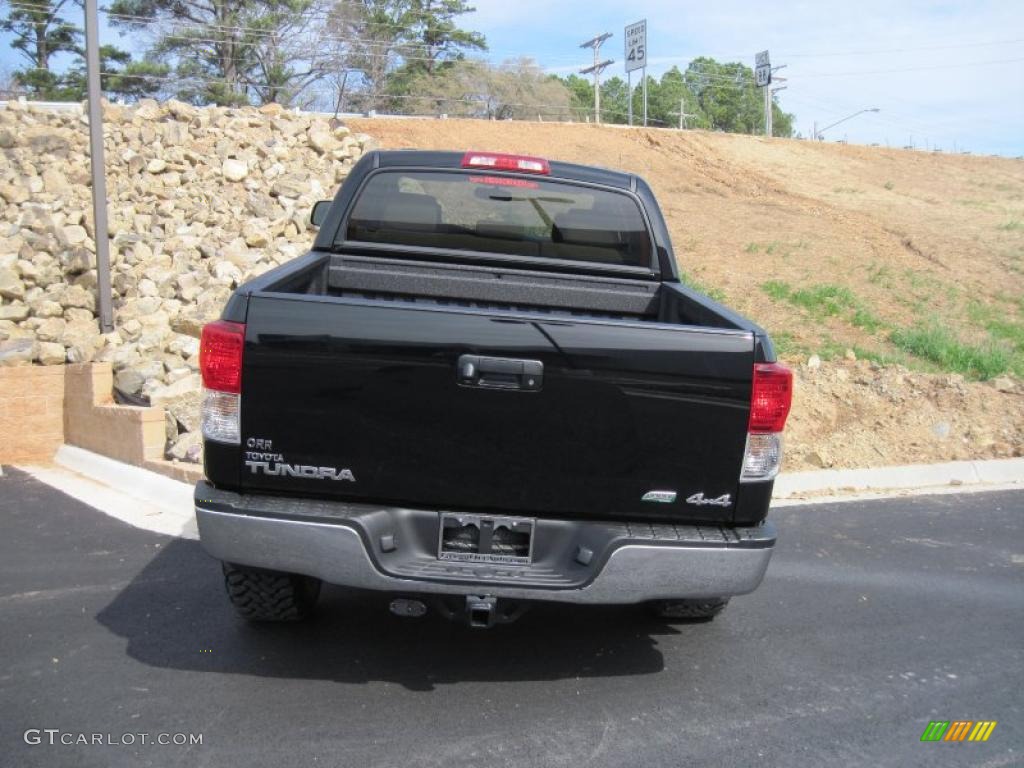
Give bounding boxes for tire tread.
[222,563,321,622]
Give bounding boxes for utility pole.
[670,98,696,130]
[628,71,632,126]
[765,64,786,137]
[769,83,787,136]
[643,74,648,126]
[84,0,113,333]
[579,33,614,124]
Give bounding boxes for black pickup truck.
[194,150,792,627]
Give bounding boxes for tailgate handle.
[457,355,543,391]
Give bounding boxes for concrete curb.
[18,445,197,539]
[10,447,1022,537]
[773,458,1024,500]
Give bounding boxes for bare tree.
[325,0,407,113]
[245,0,338,106]
[0,61,21,98]
[399,58,572,120]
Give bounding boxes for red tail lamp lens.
[200,320,245,394]
[749,362,793,433]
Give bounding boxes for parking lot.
[0,467,1020,767]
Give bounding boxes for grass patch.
[967,301,1024,376]
[997,219,1024,231]
[745,240,807,257]
[832,186,862,194]
[851,346,910,367]
[890,325,1012,380]
[761,279,791,300]
[866,262,893,287]
[884,181,894,190]
[761,280,888,335]
[787,284,857,316]
[770,330,808,358]
[851,307,885,333]
[680,270,726,302]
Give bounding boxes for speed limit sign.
[625,20,646,73]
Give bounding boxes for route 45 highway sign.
[755,50,771,86]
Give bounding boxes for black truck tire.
[648,597,730,621]
[222,562,322,621]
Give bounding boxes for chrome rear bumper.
[195,482,775,605]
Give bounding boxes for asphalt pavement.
[0,467,1021,767]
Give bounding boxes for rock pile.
[0,98,377,462]
[784,358,1022,471]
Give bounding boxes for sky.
[2,0,1022,155]
[466,0,1024,156]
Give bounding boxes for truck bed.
[247,250,757,332]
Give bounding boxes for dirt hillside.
[349,119,1023,470]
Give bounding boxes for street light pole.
[814,108,880,141]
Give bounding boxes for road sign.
[625,20,647,73]
[755,50,771,87]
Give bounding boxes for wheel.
[648,597,730,621]
[221,562,321,621]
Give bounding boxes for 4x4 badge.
[686,493,732,507]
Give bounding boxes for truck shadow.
[97,538,676,691]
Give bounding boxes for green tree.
[650,66,707,129]
[328,0,412,112]
[1,0,82,98]
[684,57,764,133]
[400,0,486,76]
[561,73,592,121]
[325,0,487,112]
[771,99,795,138]
[599,76,629,124]
[64,45,168,101]
[108,0,333,106]
[381,0,488,110]
[557,58,795,135]
[1,0,163,100]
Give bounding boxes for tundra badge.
[245,461,355,481]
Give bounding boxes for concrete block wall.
[0,365,66,464]
[63,363,166,466]
[1,362,203,484]
[63,363,203,484]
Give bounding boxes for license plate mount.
[438,513,535,565]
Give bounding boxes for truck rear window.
[342,171,652,268]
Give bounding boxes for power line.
[29,64,663,124]
[788,56,1024,79]
[783,37,1024,58]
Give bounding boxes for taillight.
[749,362,793,433]
[461,151,551,175]
[741,362,793,482]
[200,320,245,444]
[200,320,245,393]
